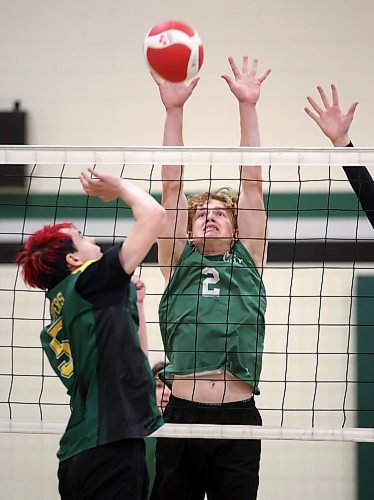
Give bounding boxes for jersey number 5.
[202,267,220,297]
[47,317,74,378]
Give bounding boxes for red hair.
[14,222,76,290]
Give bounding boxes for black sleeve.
[343,142,374,229]
[75,243,132,307]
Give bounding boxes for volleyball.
[144,20,204,82]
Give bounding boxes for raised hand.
[304,84,358,146]
[150,70,199,111]
[221,56,271,105]
[80,168,125,202]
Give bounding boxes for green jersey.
[41,244,163,462]
[159,240,266,394]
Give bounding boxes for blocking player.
[151,56,270,500]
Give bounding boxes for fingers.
[304,106,319,123]
[249,58,258,77]
[80,168,103,192]
[79,172,89,190]
[317,85,330,109]
[348,101,359,117]
[149,70,163,85]
[86,167,98,177]
[331,83,339,107]
[258,67,272,83]
[228,56,270,84]
[220,74,234,86]
[228,56,240,78]
[306,95,323,115]
[131,275,145,290]
[311,84,358,118]
[187,77,200,92]
[80,172,95,191]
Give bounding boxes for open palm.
[150,70,199,110]
[221,56,271,105]
[305,84,358,144]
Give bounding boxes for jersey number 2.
[202,267,220,296]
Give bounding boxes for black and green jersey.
[159,240,267,394]
[41,243,163,462]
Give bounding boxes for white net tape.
[1,421,374,443]
[1,145,374,166]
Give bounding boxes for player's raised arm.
[80,168,166,275]
[222,56,271,268]
[151,71,199,282]
[305,84,374,229]
[304,83,358,146]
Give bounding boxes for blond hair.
[187,188,238,232]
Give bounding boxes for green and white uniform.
[159,240,266,394]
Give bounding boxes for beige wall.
[0,0,373,148]
[1,1,374,499]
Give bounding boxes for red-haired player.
[15,168,166,500]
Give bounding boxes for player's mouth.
[204,224,219,233]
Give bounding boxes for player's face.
[62,227,103,264]
[191,200,234,243]
[155,378,171,412]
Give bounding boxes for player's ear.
[65,252,83,269]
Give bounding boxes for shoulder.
[162,241,196,290]
[171,241,195,267]
[234,240,263,272]
[181,240,195,257]
[85,244,128,278]
[234,240,254,261]
[76,243,132,298]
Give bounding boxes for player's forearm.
[163,107,184,146]
[239,102,262,185]
[239,102,260,147]
[162,107,185,187]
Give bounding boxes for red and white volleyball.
[144,20,204,82]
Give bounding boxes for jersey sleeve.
[75,243,132,306]
[343,142,374,229]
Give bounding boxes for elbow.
[162,179,183,194]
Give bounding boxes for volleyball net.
[0,146,373,442]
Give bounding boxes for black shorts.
[150,395,262,500]
[58,438,148,500]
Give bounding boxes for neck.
[193,238,234,256]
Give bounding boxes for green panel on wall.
[356,276,374,500]
[0,192,365,219]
